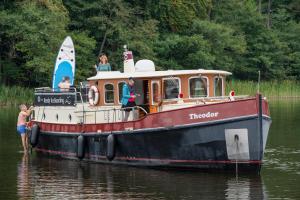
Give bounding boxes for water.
[0,100,299,200]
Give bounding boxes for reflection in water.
[17,154,32,200]
[17,155,266,200]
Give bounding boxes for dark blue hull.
[34,115,271,173]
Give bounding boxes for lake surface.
[0,99,299,199]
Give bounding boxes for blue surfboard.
[52,36,75,89]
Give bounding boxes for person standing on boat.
[17,104,33,153]
[58,76,71,91]
[95,54,111,71]
[121,77,137,121]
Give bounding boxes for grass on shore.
[0,85,33,106]
[0,80,299,106]
[226,80,300,98]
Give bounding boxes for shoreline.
[1,81,300,106]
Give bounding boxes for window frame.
[188,76,209,98]
[162,77,181,100]
[117,81,126,104]
[103,82,115,105]
[213,76,224,96]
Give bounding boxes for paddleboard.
[52,36,75,89]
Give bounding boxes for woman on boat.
[95,54,111,71]
[121,77,137,121]
[17,104,33,153]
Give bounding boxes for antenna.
[257,70,261,93]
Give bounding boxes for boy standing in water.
[17,105,33,153]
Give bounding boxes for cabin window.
[214,76,223,96]
[163,78,180,99]
[189,77,208,98]
[152,81,160,104]
[118,81,126,104]
[104,83,114,104]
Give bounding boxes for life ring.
[30,124,40,147]
[106,134,116,161]
[229,90,235,101]
[88,85,99,106]
[77,135,85,159]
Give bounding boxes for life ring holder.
[88,85,99,106]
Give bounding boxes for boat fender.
[88,85,99,106]
[77,135,85,159]
[30,124,40,147]
[106,134,116,161]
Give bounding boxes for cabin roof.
[87,69,232,80]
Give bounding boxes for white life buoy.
[88,86,99,106]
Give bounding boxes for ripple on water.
[263,147,300,175]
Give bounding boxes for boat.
[28,45,271,173]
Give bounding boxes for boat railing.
[34,86,90,104]
[176,95,250,103]
[74,106,148,124]
[34,87,77,93]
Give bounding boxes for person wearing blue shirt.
[121,77,137,121]
[95,54,111,71]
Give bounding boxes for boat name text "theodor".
[189,112,219,120]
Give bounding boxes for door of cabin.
[134,79,150,114]
[150,80,161,113]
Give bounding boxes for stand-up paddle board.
[52,36,75,89]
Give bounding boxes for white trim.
[103,82,115,105]
[88,69,231,80]
[162,77,181,101]
[188,76,209,98]
[117,81,126,104]
[213,76,224,96]
[151,80,160,105]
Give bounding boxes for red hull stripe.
[35,148,262,165]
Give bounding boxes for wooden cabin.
[87,69,231,114]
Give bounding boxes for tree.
[212,0,287,80]
[0,0,96,86]
[64,0,159,71]
[155,20,246,71]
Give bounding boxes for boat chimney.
[123,45,135,73]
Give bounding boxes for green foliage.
[0,0,300,89]
[69,31,96,81]
[64,0,159,71]
[0,0,69,86]
[0,84,33,106]
[155,20,246,71]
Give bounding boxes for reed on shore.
[0,85,34,106]
[0,80,299,106]
[226,80,300,98]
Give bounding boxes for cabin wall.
[88,74,226,108]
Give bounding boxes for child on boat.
[17,104,33,153]
[58,76,71,91]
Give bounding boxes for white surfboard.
[52,36,75,89]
